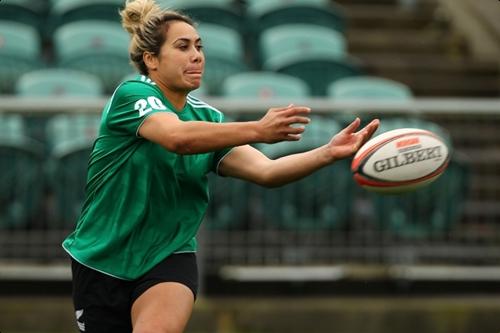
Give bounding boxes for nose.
[191,47,203,63]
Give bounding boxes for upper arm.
[218,145,272,184]
[138,112,183,151]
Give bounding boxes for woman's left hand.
[327,117,380,161]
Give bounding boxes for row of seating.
[14,67,413,102]
[0,113,469,239]
[0,20,357,95]
[0,0,355,95]
[0,0,345,35]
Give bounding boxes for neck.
[150,75,187,111]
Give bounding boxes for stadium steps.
[337,1,500,97]
[356,53,500,97]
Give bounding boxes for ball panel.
[359,174,443,194]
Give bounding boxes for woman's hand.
[327,117,380,161]
[256,104,311,143]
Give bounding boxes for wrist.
[247,120,263,143]
[319,144,336,165]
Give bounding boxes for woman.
[62,0,379,332]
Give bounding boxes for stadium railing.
[0,96,500,283]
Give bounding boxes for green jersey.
[63,75,232,280]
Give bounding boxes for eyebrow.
[173,37,202,44]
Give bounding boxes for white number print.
[135,96,167,117]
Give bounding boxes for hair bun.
[120,0,162,35]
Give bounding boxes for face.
[147,21,205,92]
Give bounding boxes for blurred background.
[1,0,500,332]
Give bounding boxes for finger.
[282,106,311,116]
[342,117,361,134]
[268,104,295,113]
[356,119,379,137]
[285,126,306,135]
[357,119,380,145]
[286,116,311,125]
[286,133,302,141]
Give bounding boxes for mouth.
[185,70,203,76]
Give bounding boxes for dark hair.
[120,0,195,75]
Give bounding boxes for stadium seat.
[197,23,248,95]
[246,0,345,33]
[205,175,250,230]
[256,117,353,230]
[53,20,132,93]
[49,0,123,27]
[367,118,468,238]
[0,115,44,229]
[259,24,362,96]
[189,83,209,98]
[0,21,42,94]
[221,71,310,99]
[246,0,345,67]
[0,0,47,30]
[46,114,101,228]
[157,0,243,32]
[16,68,104,97]
[328,76,414,101]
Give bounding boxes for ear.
[143,52,159,71]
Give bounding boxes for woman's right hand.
[256,104,311,143]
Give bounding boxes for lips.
[185,69,202,75]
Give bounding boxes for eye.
[196,44,203,51]
[178,44,189,50]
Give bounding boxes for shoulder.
[186,95,225,123]
[114,74,163,100]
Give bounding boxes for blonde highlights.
[120,0,195,74]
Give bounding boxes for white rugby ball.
[351,128,450,194]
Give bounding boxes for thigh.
[131,282,194,333]
[130,253,198,333]
[71,259,133,333]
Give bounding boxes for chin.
[187,82,202,91]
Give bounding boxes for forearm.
[169,121,260,154]
[260,145,335,187]
[140,105,310,155]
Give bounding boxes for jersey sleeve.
[105,81,175,136]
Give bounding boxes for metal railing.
[1,97,500,281]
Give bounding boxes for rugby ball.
[351,128,450,194]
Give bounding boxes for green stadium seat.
[53,20,132,93]
[328,76,413,101]
[259,24,362,96]
[16,68,104,97]
[205,175,250,230]
[189,83,209,98]
[246,0,345,33]
[221,71,310,99]
[0,115,44,229]
[49,0,123,27]
[0,0,47,29]
[158,0,243,32]
[246,0,345,67]
[46,114,101,228]
[0,21,42,94]
[197,23,248,95]
[368,118,468,238]
[256,117,353,230]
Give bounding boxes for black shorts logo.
[76,309,85,332]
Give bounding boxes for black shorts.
[71,252,198,333]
